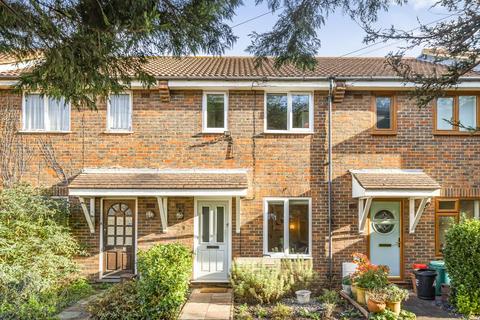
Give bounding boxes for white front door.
[195,201,229,281]
[369,201,401,278]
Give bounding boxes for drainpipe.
[327,77,335,281]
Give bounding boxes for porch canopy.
[68,168,248,233]
[349,169,441,234]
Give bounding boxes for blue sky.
[225,0,450,57]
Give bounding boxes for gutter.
[327,77,334,281]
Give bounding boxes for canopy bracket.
[79,197,95,234]
[409,197,430,233]
[358,197,372,235]
[156,197,168,232]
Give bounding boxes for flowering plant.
[351,253,389,289]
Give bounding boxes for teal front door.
[369,201,402,278]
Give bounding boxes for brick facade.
[2,87,479,283]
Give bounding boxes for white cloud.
[409,0,438,10]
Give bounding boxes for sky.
[225,0,451,58]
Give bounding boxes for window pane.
[438,200,456,211]
[216,207,224,243]
[266,94,287,130]
[267,201,284,253]
[48,97,69,131]
[459,96,476,131]
[201,206,210,243]
[24,94,45,130]
[438,215,456,253]
[292,94,310,129]
[289,200,309,254]
[109,94,131,130]
[206,94,225,129]
[375,97,392,129]
[460,200,475,221]
[437,98,454,130]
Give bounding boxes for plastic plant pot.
[295,290,311,304]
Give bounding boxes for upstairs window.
[107,93,132,132]
[373,95,396,134]
[263,198,312,257]
[23,94,70,132]
[202,92,228,133]
[435,96,478,133]
[265,92,313,133]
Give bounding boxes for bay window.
[263,198,312,257]
[265,92,313,133]
[435,199,480,255]
[22,94,70,132]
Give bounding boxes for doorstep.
[179,288,233,320]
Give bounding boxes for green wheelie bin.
[428,260,450,296]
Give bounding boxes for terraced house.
[1,55,480,284]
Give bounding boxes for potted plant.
[384,285,409,315]
[342,275,352,295]
[366,288,387,313]
[350,253,389,305]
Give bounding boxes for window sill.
[433,131,480,136]
[263,130,314,135]
[263,254,313,259]
[202,129,228,134]
[18,130,72,134]
[103,130,134,134]
[371,131,397,136]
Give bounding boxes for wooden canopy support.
[409,197,430,233]
[236,196,241,234]
[358,197,372,235]
[156,196,168,232]
[79,197,95,233]
[333,81,346,103]
[158,80,170,102]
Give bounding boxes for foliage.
[342,275,352,285]
[323,302,337,320]
[136,243,192,319]
[369,309,417,320]
[318,289,340,305]
[89,281,141,320]
[0,184,89,319]
[367,288,388,302]
[271,303,293,320]
[230,262,289,304]
[399,310,416,320]
[384,285,409,303]
[299,307,321,320]
[281,258,317,292]
[351,253,389,290]
[254,305,268,318]
[340,308,363,320]
[56,278,95,311]
[90,243,192,320]
[444,220,480,317]
[235,303,254,320]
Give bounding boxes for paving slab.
[403,295,461,320]
[179,288,233,320]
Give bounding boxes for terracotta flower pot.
[367,298,386,313]
[386,301,401,315]
[356,287,366,305]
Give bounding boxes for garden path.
[179,287,233,320]
[403,295,461,320]
[57,290,106,320]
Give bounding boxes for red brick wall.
[2,88,479,283]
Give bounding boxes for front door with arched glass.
[369,200,402,278]
[103,200,135,277]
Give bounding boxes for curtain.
[24,94,45,130]
[48,97,70,131]
[109,94,131,130]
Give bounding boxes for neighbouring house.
[1,55,479,284]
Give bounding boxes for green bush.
[136,243,192,319]
[271,303,293,320]
[0,185,90,319]
[444,220,480,317]
[89,243,192,320]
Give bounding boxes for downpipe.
[327,77,335,282]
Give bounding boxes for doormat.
[200,287,228,293]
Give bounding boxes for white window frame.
[264,92,314,134]
[263,197,312,258]
[106,91,133,133]
[21,92,71,132]
[202,91,228,133]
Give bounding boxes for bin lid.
[429,260,445,267]
[414,269,437,276]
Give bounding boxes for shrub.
[318,289,340,305]
[281,258,316,292]
[136,243,192,319]
[230,262,289,304]
[271,303,293,320]
[444,220,480,317]
[89,243,192,320]
[236,303,254,320]
[89,281,141,320]
[0,185,89,319]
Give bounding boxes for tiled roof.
[1,55,478,79]
[69,170,248,190]
[351,170,440,190]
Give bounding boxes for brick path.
[403,295,460,320]
[179,288,233,320]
